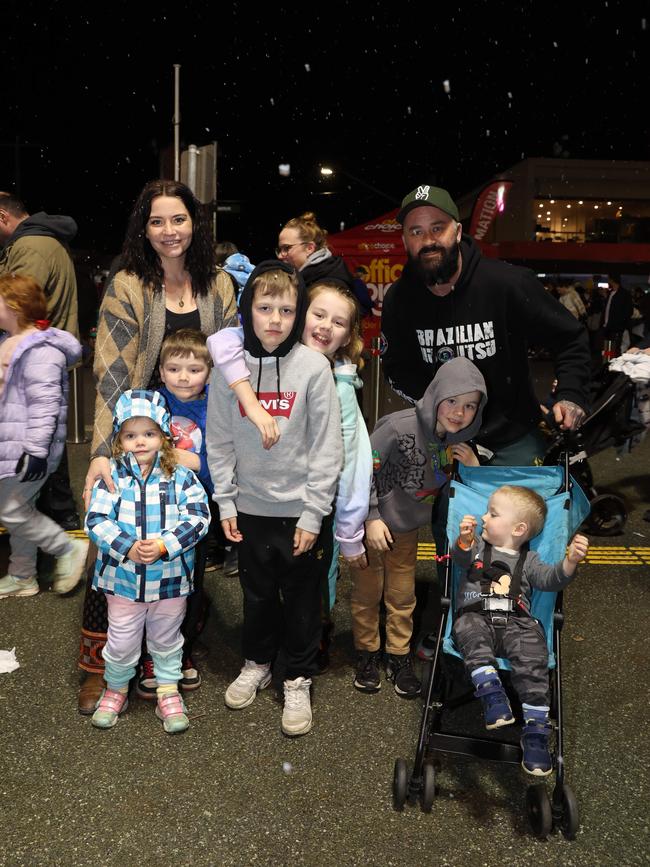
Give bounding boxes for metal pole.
[173,64,181,181]
[15,134,21,197]
[66,364,88,444]
[213,139,218,241]
[186,144,198,195]
[368,337,382,431]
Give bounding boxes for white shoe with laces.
[0,573,39,598]
[51,537,89,594]
[224,659,272,709]
[281,677,313,736]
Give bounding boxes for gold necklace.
[162,280,188,309]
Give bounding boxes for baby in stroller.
[451,484,589,776]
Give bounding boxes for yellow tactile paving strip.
[417,542,650,565]
[1,528,648,565]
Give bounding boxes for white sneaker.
[51,537,89,594]
[224,660,272,709]
[282,677,313,736]
[0,573,39,598]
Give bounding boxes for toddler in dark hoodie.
[353,356,487,697]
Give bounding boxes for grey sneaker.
[0,573,39,598]
[224,660,272,709]
[51,537,89,594]
[282,677,313,736]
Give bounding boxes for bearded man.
[380,185,590,466]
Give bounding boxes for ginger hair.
[0,273,47,330]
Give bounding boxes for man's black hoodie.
[380,235,591,449]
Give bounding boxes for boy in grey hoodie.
[355,357,487,697]
[206,261,342,737]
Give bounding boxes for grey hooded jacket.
[367,357,487,534]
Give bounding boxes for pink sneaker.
[155,690,189,734]
[91,688,128,729]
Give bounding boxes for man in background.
[0,191,81,530]
[601,272,634,356]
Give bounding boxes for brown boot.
[78,672,106,715]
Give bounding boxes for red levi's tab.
[239,391,297,419]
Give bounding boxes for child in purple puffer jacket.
[0,273,88,598]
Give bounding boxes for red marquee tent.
[328,208,405,348]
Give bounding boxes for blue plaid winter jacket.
[86,452,210,602]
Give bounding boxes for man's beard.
[410,242,460,286]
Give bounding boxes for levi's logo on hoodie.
[238,391,297,419]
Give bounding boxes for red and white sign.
[239,391,296,418]
[328,209,405,350]
[469,181,513,240]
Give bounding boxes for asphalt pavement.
[0,361,648,867]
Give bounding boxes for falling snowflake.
[442,79,451,93]
[304,63,311,72]
[270,97,275,106]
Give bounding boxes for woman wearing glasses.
[276,212,355,291]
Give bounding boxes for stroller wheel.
[526,784,552,839]
[393,758,408,810]
[559,783,580,840]
[587,493,627,536]
[421,762,435,813]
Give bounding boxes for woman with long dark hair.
[77,179,238,713]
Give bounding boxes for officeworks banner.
[328,209,405,350]
[470,181,513,240]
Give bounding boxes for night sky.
[3,2,647,265]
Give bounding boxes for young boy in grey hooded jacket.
[353,356,487,697]
[206,261,342,738]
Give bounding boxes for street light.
[319,165,399,205]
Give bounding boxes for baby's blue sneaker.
[521,707,553,776]
[0,574,39,598]
[471,667,515,730]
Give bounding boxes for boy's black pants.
[237,512,333,680]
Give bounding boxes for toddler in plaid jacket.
[85,389,209,734]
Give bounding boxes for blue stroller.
[393,455,590,840]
